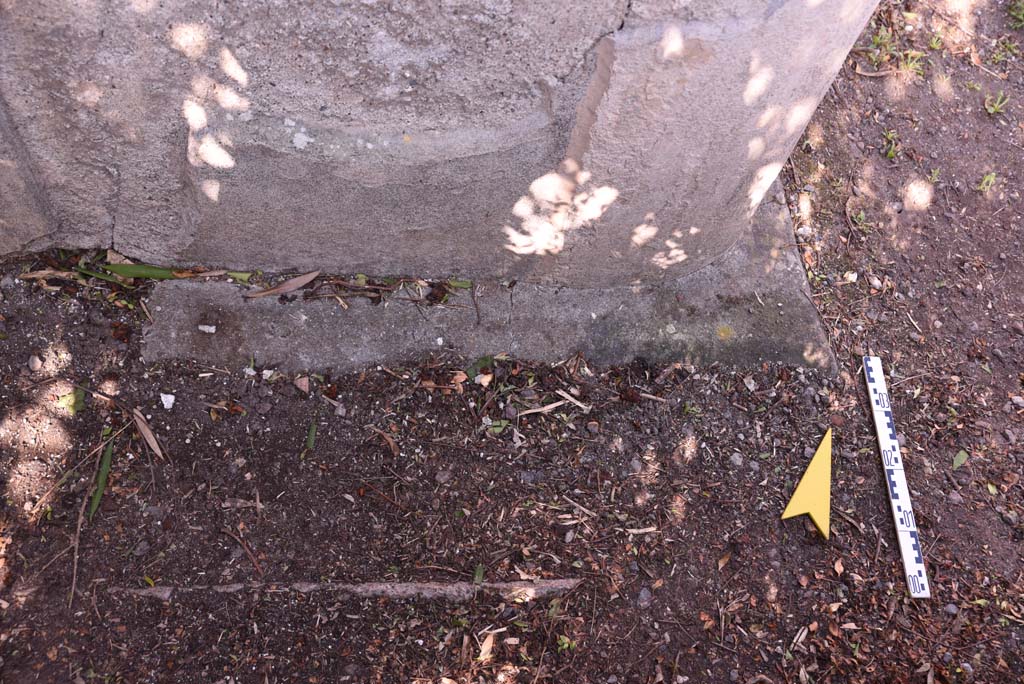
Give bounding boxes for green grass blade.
[103,263,179,280]
[88,440,115,520]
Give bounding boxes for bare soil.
[1,2,1023,682]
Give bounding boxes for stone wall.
[1,0,876,289]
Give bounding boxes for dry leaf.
[367,426,399,457]
[476,632,494,662]
[718,551,731,571]
[106,249,133,265]
[244,270,320,298]
[451,371,468,394]
[133,408,164,459]
[18,269,78,281]
[834,558,844,576]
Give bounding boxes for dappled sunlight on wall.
[503,160,618,256]
[748,163,784,211]
[169,23,252,204]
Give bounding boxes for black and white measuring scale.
[863,356,931,599]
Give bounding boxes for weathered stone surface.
[143,188,833,371]
[1,0,876,289]
[0,97,51,255]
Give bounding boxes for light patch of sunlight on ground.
[798,192,814,230]
[805,122,825,149]
[932,71,955,101]
[857,160,880,199]
[884,73,910,103]
[672,433,698,466]
[943,0,980,37]
[1,397,73,516]
[802,342,832,367]
[669,493,687,524]
[903,178,934,211]
[29,341,73,376]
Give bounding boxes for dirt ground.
[2,1,1023,682]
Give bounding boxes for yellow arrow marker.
[781,428,832,538]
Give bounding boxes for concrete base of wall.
[142,186,832,372]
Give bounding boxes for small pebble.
[637,587,653,608]
[947,490,964,505]
[944,603,959,615]
[868,275,883,289]
[435,470,452,485]
[197,324,217,334]
[27,355,42,372]
[730,453,744,468]
[160,393,175,410]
